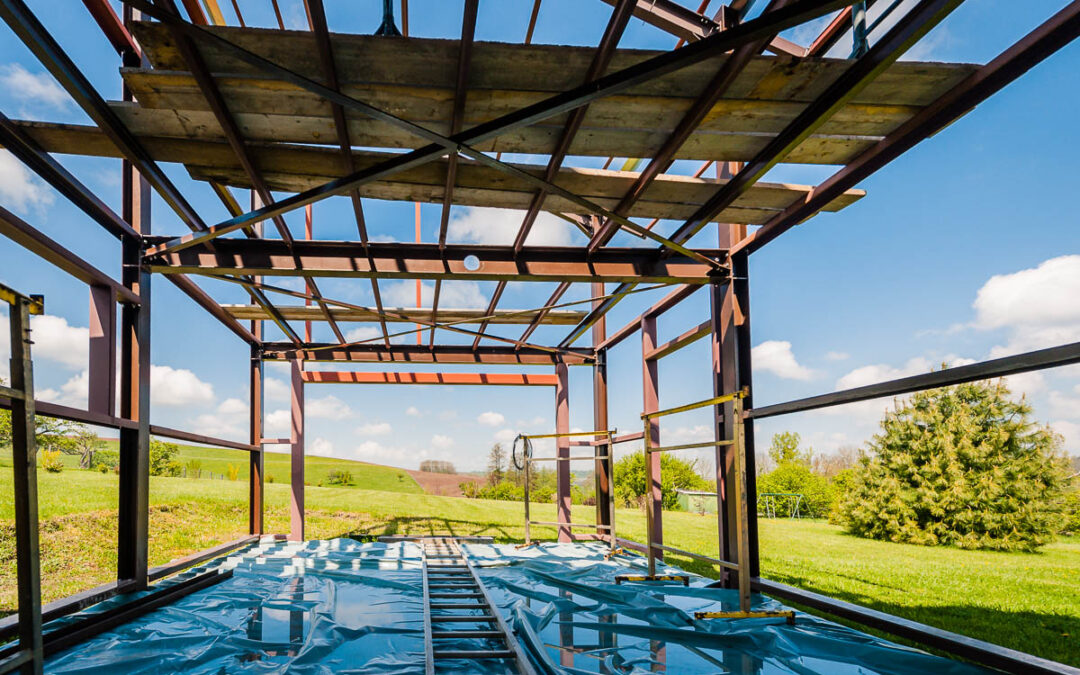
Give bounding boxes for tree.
[71,425,103,469]
[839,378,1068,552]
[613,451,709,510]
[150,439,182,477]
[487,442,506,486]
[768,431,812,466]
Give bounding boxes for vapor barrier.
[44,538,992,674]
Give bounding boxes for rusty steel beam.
[665,0,965,248]
[222,304,586,325]
[589,0,791,250]
[572,282,701,350]
[644,319,711,361]
[82,0,140,56]
[431,0,479,346]
[300,371,559,386]
[146,239,728,284]
[131,0,851,253]
[262,343,594,366]
[738,0,1080,255]
[303,0,391,347]
[598,0,718,42]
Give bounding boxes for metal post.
[641,315,662,574]
[733,396,751,612]
[523,445,532,545]
[10,296,43,675]
[289,358,305,542]
[87,284,116,416]
[554,358,571,542]
[733,250,760,577]
[249,343,264,535]
[591,281,612,532]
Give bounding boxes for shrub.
[227,464,240,481]
[185,459,202,479]
[613,451,709,510]
[267,474,275,484]
[839,378,1068,552]
[326,469,353,486]
[91,449,119,473]
[40,449,64,473]
[757,461,833,518]
[1062,490,1080,536]
[150,440,182,477]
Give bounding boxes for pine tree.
[840,377,1067,552]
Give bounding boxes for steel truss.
[0,1,1075,674]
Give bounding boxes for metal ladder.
[420,537,536,675]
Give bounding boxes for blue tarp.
[44,538,992,674]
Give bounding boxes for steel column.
[289,359,305,542]
[249,344,264,535]
[641,315,662,564]
[732,250,759,577]
[592,283,612,529]
[87,285,116,416]
[9,295,42,675]
[555,359,571,542]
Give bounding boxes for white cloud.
[836,356,933,390]
[349,440,418,465]
[974,256,1080,356]
[824,351,850,361]
[218,397,248,415]
[1052,420,1080,455]
[311,437,334,456]
[477,411,505,426]
[306,394,352,419]
[1002,371,1046,397]
[151,365,214,407]
[1049,390,1080,421]
[752,341,815,380]
[0,64,71,109]
[383,280,486,309]
[37,369,88,408]
[0,151,54,216]
[406,406,421,417]
[264,377,290,401]
[357,421,392,436]
[29,314,88,369]
[345,326,380,343]
[265,409,291,437]
[189,397,249,437]
[494,428,517,444]
[448,207,575,247]
[438,410,458,421]
[431,434,454,450]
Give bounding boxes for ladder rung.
[431,592,483,598]
[431,602,488,610]
[434,649,514,659]
[431,630,505,639]
[429,583,478,589]
[430,614,496,622]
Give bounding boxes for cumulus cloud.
[37,369,89,408]
[406,406,421,417]
[0,151,54,216]
[382,280,486,309]
[28,314,89,369]
[345,326,381,343]
[307,394,352,419]
[1052,420,1080,454]
[448,207,575,247]
[349,440,417,464]
[264,377,290,401]
[494,428,517,444]
[357,421,392,436]
[0,64,71,109]
[151,365,214,407]
[218,397,247,415]
[265,409,291,437]
[752,340,815,380]
[836,356,934,390]
[824,351,850,361]
[477,411,505,426]
[974,256,1080,356]
[311,437,334,457]
[431,434,454,450]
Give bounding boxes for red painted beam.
[299,371,558,386]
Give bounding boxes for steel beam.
[555,359,571,542]
[289,359,304,542]
[145,239,727,284]
[592,283,612,530]
[300,371,558,386]
[222,305,586,325]
[88,285,117,417]
[641,315,663,561]
[645,320,711,361]
[737,0,1080,255]
[262,343,593,365]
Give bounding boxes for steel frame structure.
[0,1,1077,674]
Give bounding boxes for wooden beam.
[300,371,558,386]
[222,304,587,325]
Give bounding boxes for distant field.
[0,462,1077,667]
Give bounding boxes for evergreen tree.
[840,377,1067,552]
[487,442,507,485]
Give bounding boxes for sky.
[0,0,1077,474]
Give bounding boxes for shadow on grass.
[331,515,521,543]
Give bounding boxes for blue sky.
[0,0,1076,473]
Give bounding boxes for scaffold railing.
[513,429,618,555]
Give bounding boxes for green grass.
[0,465,1077,667]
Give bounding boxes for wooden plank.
[129,22,976,107]
[221,304,587,325]
[8,119,864,224]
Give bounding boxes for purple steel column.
[641,315,662,559]
[249,191,264,535]
[87,284,116,416]
[555,358,571,542]
[289,358,305,541]
[592,281,612,529]
[711,221,742,586]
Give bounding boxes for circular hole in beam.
[463,255,481,271]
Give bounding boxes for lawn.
[0,465,1077,667]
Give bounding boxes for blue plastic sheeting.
[44,538,993,674]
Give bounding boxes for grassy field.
[0,464,1077,667]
